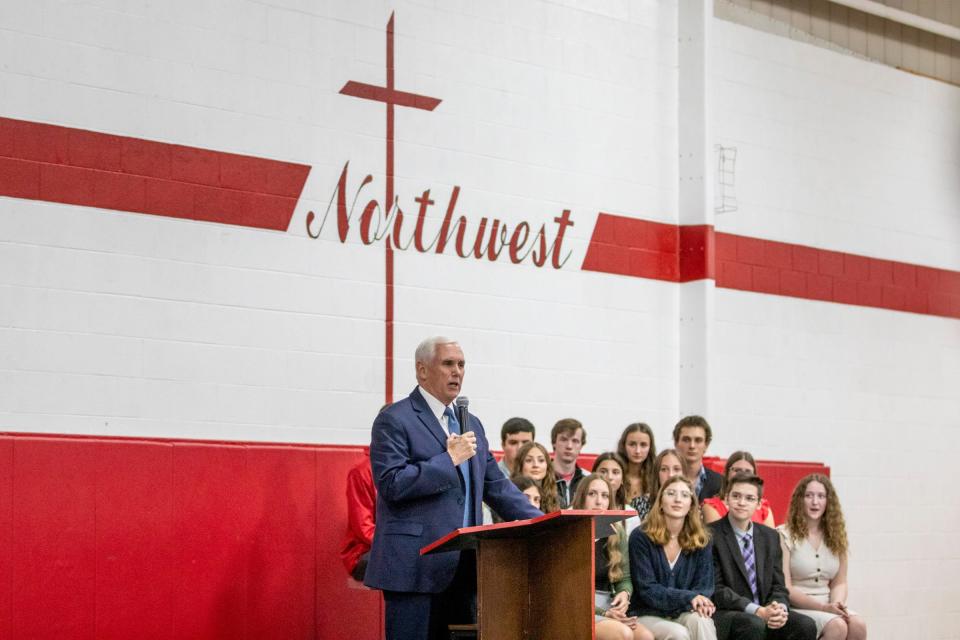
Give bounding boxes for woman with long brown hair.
[511,441,560,513]
[592,452,629,508]
[573,476,653,640]
[618,423,657,511]
[633,448,690,523]
[778,474,866,640]
[628,476,716,640]
[701,451,775,527]
[593,452,642,535]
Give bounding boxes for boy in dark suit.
[709,474,816,640]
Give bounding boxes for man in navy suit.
[364,336,542,640]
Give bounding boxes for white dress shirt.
[418,385,456,436]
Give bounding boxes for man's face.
[502,431,533,465]
[725,481,760,524]
[417,342,465,406]
[553,428,583,465]
[675,426,708,466]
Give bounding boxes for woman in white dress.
[778,474,866,640]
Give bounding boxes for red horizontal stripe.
[716,232,960,318]
[0,117,310,231]
[581,213,680,281]
[582,213,960,319]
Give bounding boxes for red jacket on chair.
[340,450,377,575]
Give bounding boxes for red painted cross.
[339,13,442,405]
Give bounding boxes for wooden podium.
[421,510,634,640]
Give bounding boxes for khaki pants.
[636,612,717,640]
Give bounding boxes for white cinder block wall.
[0,1,958,637]
[712,18,960,639]
[0,0,683,441]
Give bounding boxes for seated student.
[551,418,590,508]
[511,441,561,513]
[709,474,816,640]
[778,475,866,640]
[618,423,657,514]
[592,452,641,535]
[634,448,691,523]
[492,476,543,523]
[673,416,723,501]
[572,476,654,640]
[593,452,628,509]
[483,417,535,524]
[339,448,377,581]
[702,451,776,527]
[512,475,543,510]
[498,417,535,478]
[628,476,717,640]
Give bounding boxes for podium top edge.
[420,509,636,556]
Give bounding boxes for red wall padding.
[0,434,825,639]
[0,438,12,640]
[0,434,382,640]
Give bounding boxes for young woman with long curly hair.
[628,476,717,640]
[778,474,866,640]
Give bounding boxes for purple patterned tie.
[742,533,759,603]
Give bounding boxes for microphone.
[455,396,469,435]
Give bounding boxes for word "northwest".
[306,163,575,269]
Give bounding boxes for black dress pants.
[715,609,817,640]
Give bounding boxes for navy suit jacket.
[699,467,723,502]
[364,387,541,594]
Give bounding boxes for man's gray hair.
[415,336,458,364]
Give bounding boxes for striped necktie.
[742,532,759,603]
